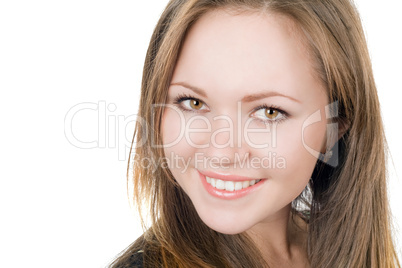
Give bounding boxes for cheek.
[162,109,186,174]
[161,111,186,194]
[161,108,199,192]
[253,119,326,191]
[247,117,326,156]
[162,107,185,147]
[276,119,326,183]
[264,122,325,203]
[276,117,326,163]
[162,107,211,149]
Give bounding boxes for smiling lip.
[197,170,266,200]
[198,170,266,181]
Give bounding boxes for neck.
[246,205,309,268]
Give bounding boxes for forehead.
[171,8,324,102]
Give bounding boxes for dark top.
[128,250,144,268]
[131,250,144,268]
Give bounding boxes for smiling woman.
[108,0,400,267]
[163,10,329,240]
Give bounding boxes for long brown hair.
[109,0,400,267]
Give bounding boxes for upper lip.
[198,169,266,181]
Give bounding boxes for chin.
[198,212,255,235]
[207,223,248,235]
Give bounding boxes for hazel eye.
[177,97,207,111]
[188,99,204,110]
[265,108,279,119]
[173,93,209,112]
[251,105,287,124]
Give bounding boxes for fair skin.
[162,9,329,267]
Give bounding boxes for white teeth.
[216,179,225,190]
[205,176,261,191]
[234,181,243,191]
[225,181,235,191]
[211,178,216,187]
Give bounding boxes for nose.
[194,113,251,167]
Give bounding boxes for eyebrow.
[170,81,301,103]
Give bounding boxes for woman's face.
[161,10,328,234]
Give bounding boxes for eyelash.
[173,93,289,125]
[252,104,288,125]
[173,93,208,113]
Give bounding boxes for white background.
[0,1,401,267]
